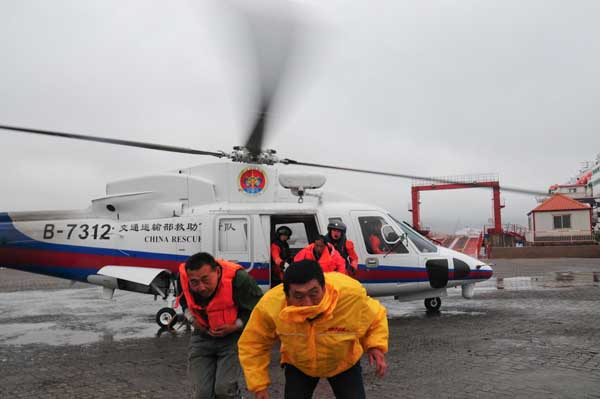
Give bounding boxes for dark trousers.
[188,332,241,399]
[284,361,366,399]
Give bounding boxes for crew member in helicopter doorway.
[175,252,263,399]
[271,225,293,287]
[325,220,359,276]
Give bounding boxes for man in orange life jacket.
[271,225,292,287]
[324,221,359,276]
[294,235,346,274]
[176,252,263,399]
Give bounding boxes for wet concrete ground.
[1,259,599,398]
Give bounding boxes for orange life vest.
[293,243,347,274]
[369,234,386,254]
[177,259,242,329]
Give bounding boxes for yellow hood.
[278,281,338,324]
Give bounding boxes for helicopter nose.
[460,261,494,299]
[474,262,494,279]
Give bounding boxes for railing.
[505,224,528,239]
[461,237,480,257]
[528,230,594,243]
[453,236,468,250]
[442,237,455,247]
[484,223,528,238]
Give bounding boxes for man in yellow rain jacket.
[238,260,388,399]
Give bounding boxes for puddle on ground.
[0,287,170,346]
[381,297,487,319]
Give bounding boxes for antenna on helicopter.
[279,173,326,203]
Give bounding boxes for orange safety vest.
[294,243,347,274]
[369,234,386,254]
[271,241,291,280]
[177,259,242,329]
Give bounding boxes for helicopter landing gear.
[424,297,441,311]
[156,307,176,328]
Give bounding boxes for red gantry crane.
[410,174,504,235]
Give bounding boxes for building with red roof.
[526,194,593,245]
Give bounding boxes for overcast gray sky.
[1,0,599,233]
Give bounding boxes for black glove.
[346,264,357,276]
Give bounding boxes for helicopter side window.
[218,218,248,252]
[388,214,438,253]
[358,216,408,255]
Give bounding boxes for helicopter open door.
[261,214,320,287]
[270,215,320,257]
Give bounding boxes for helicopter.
[0,2,547,328]
[0,154,496,326]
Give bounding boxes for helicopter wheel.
[424,297,441,311]
[156,307,176,328]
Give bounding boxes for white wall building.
[526,194,593,244]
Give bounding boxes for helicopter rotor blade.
[0,124,547,196]
[240,3,297,155]
[0,124,226,158]
[281,158,548,196]
[245,100,270,156]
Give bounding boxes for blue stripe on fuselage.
[0,212,11,223]
[2,212,491,285]
[0,212,33,246]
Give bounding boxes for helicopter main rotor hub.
[228,146,279,165]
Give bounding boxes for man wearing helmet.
[325,220,359,276]
[271,225,293,286]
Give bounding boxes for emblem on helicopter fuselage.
[238,167,267,195]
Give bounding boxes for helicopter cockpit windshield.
[388,214,438,253]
